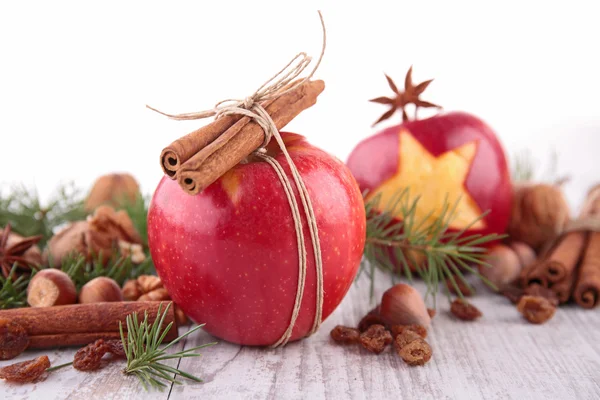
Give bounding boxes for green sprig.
[0,182,87,246]
[361,189,506,305]
[120,303,217,390]
[0,264,33,309]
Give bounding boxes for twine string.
[147,11,327,347]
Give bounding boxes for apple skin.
[148,132,366,346]
[346,111,512,239]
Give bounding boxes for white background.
[1,1,598,212]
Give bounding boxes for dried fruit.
[359,324,392,354]
[398,339,432,366]
[393,330,423,352]
[104,339,126,358]
[517,295,556,324]
[390,324,427,339]
[0,355,50,383]
[330,325,360,344]
[73,338,127,371]
[27,269,77,307]
[0,318,29,360]
[524,284,559,307]
[73,339,110,371]
[427,308,436,318]
[358,306,386,332]
[450,299,482,321]
[78,277,124,303]
[379,284,431,328]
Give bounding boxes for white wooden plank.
[1,327,190,400]
[169,272,600,400]
[3,272,600,399]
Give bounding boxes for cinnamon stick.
[28,332,124,349]
[177,79,325,195]
[541,231,587,283]
[160,108,267,178]
[521,262,550,288]
[0,301,178,348]
[573,232,600,308]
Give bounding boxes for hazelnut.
[379,283,431,328]
[84,173,140,211]
[479,242,537,288]
[79,277,124,303]
[479,244,522,287]
[27,269,77,307]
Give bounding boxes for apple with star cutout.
[347,68,512,254]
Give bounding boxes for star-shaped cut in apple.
[369,130,484,230]
[347,111,512,242]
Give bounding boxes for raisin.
[390,324,427,339]
[358,307,386,332]
[524,284,559,307]
[517,295,556,324]
[393,330,422,353]
[450,299,482,321]
[104,340,126,358]
[446,278,474,297]
[501,286,524,304]
[399,339,432,366]
[0,318,30,361]
[427,308,436,318]
[330,325,360,344]
[0,355,50,383]
[73,339,109,371]
[359,324,392,354]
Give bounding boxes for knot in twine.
[147,11,327,348]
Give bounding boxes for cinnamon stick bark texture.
[541,231,587,284]
[0,301,177,349]
[160,113,246,178]
[177,79,325,195]
[28,332,124,349]
[573,232,600,308]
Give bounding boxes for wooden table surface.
[2,272,600,400]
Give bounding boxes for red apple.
[148,132,366,346]
[347,111,512,240]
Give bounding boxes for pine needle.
[362,188,506,304]
[120,303,217,390]
[0,182,86,246]
[0,264,32,309]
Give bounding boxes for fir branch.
[0,182,86,246]
[120,303,217,390]
[361,189,506,304]
[0,264,32,309]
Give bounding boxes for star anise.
[370,66,442,126]
[0,224,43,278]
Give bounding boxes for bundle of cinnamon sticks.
[158,80,325,195]
[521,184,600,308]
